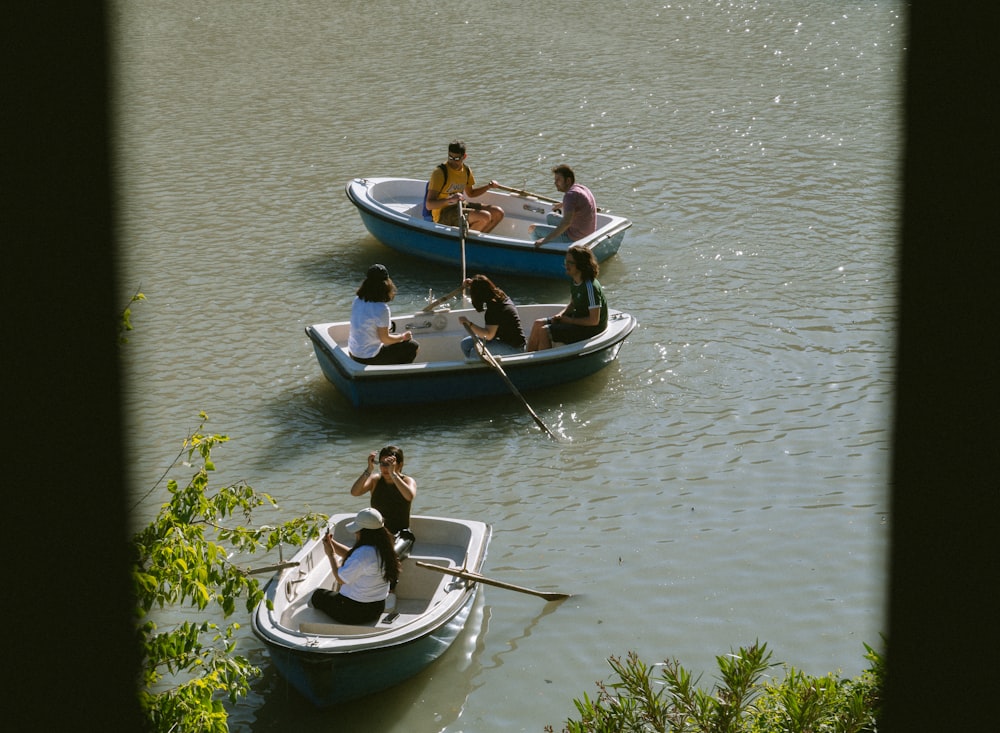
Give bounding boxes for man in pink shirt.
[534,165,597,247]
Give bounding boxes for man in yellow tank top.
[424,140,504,233]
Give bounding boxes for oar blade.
[415,561,571,602]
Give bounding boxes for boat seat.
[293,558,454,636]
[299,621,378,635]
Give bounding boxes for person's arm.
[458,315,499,341]
[322,533,351,582]
[553,306,600,327]
[536,216,573,246]
[536,197,576,246]
[552,286,600,326]
[376,325,414,345]
[350,452,378,497]
[467,179,498,198]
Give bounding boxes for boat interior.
[365,178,619,242]
[317,304,607,365]
[276,521,479,637]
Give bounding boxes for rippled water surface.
[114,1,902,730]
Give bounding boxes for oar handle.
[494,183,561,205]
[494,183,605,212]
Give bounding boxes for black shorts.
[439,202,483,226]
[549,322,604,345]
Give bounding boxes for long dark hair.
[566,244,599,281]
[357,268,397,303]
[345,526,401,585]
[467,274,507,312]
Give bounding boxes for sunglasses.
[448,154,463,161]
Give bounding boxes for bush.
[546,640,883,733]
[132,414,326,732]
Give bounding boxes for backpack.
[420,163,468,221]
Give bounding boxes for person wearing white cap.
[310,507,401,624]
[347,263,419,365]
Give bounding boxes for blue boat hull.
[251,514,492,708]
[305,306,637,408]
[346,177,632,279]
[263,591,475,707]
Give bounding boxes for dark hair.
[378,444,404,467]
[467,274,507,312]
[356,273,397,302]
[344,526,401,585]
[566,244,599,281]
[552,164,576,184]
[448,140,466,156]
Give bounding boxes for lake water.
[112,1,903,730]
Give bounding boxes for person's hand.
[367,451,376,471]
[458,316,469,325]
[535,239,546,248]
[488,179,498,188]
[551,203,562,214]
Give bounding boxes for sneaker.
[384,592,396,611]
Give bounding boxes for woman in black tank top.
[348,445,416,534]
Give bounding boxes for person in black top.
[349,445,415,535]
[458,275,526,359]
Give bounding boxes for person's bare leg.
[480,205,504,233]
[526,319,552,351]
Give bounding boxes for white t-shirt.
[348,297,391,359]
[337,545,389,603]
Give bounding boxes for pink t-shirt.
[562,183,597,240]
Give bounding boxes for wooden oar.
[415,560,571,602]
[462,323,560,441]
[494,183,561,205]
[243,560,299,576]
[494,183,605,212]
[421,283,466,313]
[459,198,468,286]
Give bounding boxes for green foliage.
[119,286,146,343]
[132,413,326,732]
[547,641,884,733]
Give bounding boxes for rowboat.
[251,513,492,707]
[345,177,632,279]
[305,303,638,408]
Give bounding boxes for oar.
[243,560,299,576]
[494,183,561,205]
[458,198,468,291]
[415,560,571,602]
[462,323,560,441]
[494,183,605,212]
[421,283,466,313]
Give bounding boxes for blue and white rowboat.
[251,514,491,707]
[345,177,632,279]
[305,303,638,408]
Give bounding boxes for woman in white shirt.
[347,264,419,364]
[311,507,401,624]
